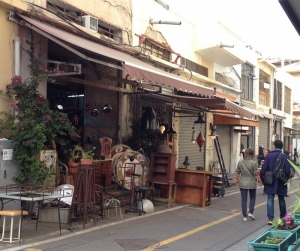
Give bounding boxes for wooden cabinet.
[175,169,218,207]
[150,153,176,183]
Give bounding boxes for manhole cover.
[115,239,167,250]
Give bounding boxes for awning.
[19,15,214,97]
[284,126,300,132]
[214,114,259,127]
[156,93,256,119]
[243,107,274,119]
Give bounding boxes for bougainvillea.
[2,73,78,184]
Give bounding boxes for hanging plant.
[124,118,160,159]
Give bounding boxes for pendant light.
[191,127,196,143]
[196,131,205,152]
[194,111,205,124]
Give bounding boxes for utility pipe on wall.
[14,36,20,76]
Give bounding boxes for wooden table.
[175,169,219,208]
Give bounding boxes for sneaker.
[267,221,273,225]
[243,217,248,222]
[248,213,255,220]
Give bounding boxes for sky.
[163,0,300,59]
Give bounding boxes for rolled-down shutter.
[258,118,269,150]
[178,116,205,169]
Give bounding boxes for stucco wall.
[63,0,132,32]
[0,7,16,114]
[132,0,213,71]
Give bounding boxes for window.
[273,79,282,110]
[141,39,171,61]
[180,57,208,77]
[284,86,291,114]
[241,64,254,101]
[46,1,122,42]
[259,71,270,106]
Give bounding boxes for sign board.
[3,149,13,160]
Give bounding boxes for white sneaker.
[248,213,255,220]
[243,217,247,222]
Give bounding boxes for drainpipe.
[14,36,20,76]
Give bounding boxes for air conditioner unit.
[82,15,98,32]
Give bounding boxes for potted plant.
[68,145,95,166]
[67,145,81,174]
[247,230,295,251]
[288,159,300,219]
[80,147,95,165]
[272,214,299,231]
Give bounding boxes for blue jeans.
[267,194,286,220]
[240,188,256,217]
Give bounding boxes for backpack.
[273,153,288,183]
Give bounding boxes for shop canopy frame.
[18,14,256,119]
[19,14,214,98]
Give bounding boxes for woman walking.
[236,148,262,221]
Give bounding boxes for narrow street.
[2,181,298,251]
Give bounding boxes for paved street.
[0,181,298,251]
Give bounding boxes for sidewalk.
[0,173,242,251]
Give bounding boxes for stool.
[151,182,177,208]
[104,198,122,219]
[0,210,28,243]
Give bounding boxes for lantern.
[196,131,205,152]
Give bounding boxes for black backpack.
[273,153,288,183]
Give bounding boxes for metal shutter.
[258,118,269,150]
[178,116,205,169]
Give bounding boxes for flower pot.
[80,159,93,165]
[294,214,300,221]
[68,162,79,174]
[247,230,295,251]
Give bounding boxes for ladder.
[214,136,230,188]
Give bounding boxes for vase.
[80,159,93,165]
[68,162,79,174]
[247,230,295,251]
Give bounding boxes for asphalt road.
[1,181,298,251]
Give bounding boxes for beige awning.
[155,93,256,119]
[19,15,214,98]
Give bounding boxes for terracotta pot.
[80,159,93,165]
[68,162,79,174]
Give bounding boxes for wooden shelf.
[150,152,176,183]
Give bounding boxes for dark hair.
[273,140,283,149]
[244,148,254,158]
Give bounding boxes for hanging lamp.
[191,127,196,143]
[196,131,205,152]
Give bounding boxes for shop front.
[16,14,258,208]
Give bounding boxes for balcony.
[194,22,246,67]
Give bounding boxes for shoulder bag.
[263,171,273,185]
[242,160,257,181]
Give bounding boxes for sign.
[3,149,13,160]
